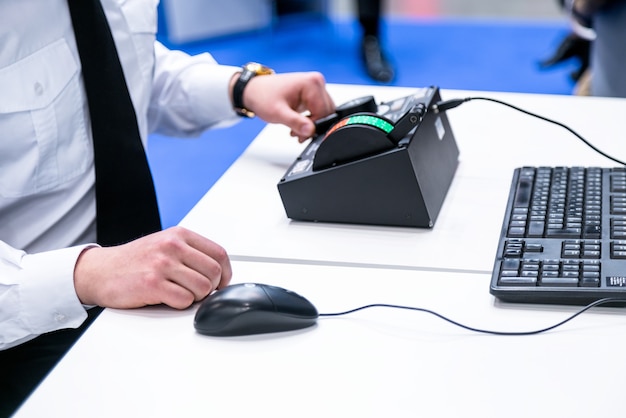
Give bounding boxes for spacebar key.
[540,277,579,287]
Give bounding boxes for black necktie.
[67,0,162,246]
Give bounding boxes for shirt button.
[55,312,67,323]
[34,82,44,96]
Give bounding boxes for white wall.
[161,0,274,44]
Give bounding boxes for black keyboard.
[490,166,626,305]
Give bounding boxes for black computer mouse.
[194,283,319,337]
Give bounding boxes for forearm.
[147,41,241,137]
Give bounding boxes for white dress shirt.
[0,0,241,349]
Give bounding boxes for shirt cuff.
[19,245,96,334]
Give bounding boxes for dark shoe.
[361,35,395,83]
[540,32,590,81]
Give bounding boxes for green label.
[346,115,394,133]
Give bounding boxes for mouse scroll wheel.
[259,286,280,311]
[262,286,318,317]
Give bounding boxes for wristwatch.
[233,62,275,118]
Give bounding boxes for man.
[0,0,335,415]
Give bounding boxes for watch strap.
[233,63,274,118]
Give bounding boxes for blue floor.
[150,15,577,228]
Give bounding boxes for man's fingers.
[300,72,335,120]
[168,249,223,298]
[181,228,233,288]
[157,278,197,309]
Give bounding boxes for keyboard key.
[612,231,626,239]
[542,264,559,272]
[612,243,626,252]
[498,276,537,286]
[545,228,582,238]
[540,277,579,287]
[527,221,545,237]
[525,243,543,252]
[611,250,626,259]
[502,259,521,271]
[581,276,601,287]
[582,250,600,259]
[513,177,533,208]
[508,226,526,238]
[583,225,601,238]
[490,167,626,304]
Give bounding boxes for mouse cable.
[318,297,626,336]
[432,96,626,167]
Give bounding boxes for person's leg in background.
[590,1,626,97]
[357,0,395,83]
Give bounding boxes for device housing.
[277,87,459,228]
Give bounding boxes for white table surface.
[180,84,626,273]
[15,260,626,418]
[16,86,626,418]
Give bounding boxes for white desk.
[180,84,626,273]
[15,260,626,418]
[15,85,626,417]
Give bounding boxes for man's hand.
[242,71,336,142]
[73,226,232,310]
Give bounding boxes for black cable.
[432,96,626,166]
[315,97,626,336]
[319,298,626,336]
[319,96,625,335]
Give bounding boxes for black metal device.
[277,86,460,228]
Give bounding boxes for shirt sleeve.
[147,41,242,137]
[0,241,91,350]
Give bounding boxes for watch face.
[246,63,262,72]
[246,62,274,75]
